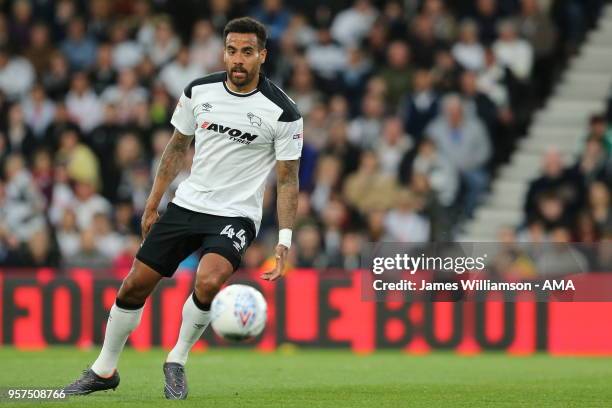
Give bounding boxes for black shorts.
[136,202,256,277]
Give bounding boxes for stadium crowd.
[0,0,609,273]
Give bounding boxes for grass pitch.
[1,347,611,407]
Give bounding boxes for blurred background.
[0,0,610,277]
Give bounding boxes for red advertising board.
[1,269,612,354]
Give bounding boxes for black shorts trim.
[201,246,241,272]
[135,253,173,277]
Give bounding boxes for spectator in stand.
[22,84,56,140]
[145,16,180,67]
[343,150,397,214]
[189,20,223,74]
[573,136,611,185]
[109,20,144,70]
[408,138,459,210]
[306,26,346,92]
[48,161,74,226]
[320,197,348,265]
[42,51,70,101]
[63,227,111,270]
[425,94,491,217]
[159,46,205,100]
[91,212,125,259]
[0,47,35,101]
[90,43,117,95]
[471,0,502,45]
[379,40,413,107]
[348,93,385,149]
[310,155,342,214]
[10,0,34,50]
[3,154,46,244]
[88,0,113,42]
[55,208,81,259]
[65,72,103,133]
[399,69,440,142]
[101,68,148,124]
[55,127,100,191]
[5,102,37,161]
[30,149,54,205]
[384,189,430,243]
[23,23,54,78]
[294,223,327,268]
[588,182,612,237]
[376,116,412,177]
[251,0,292,47]
[286,62,322,119]
[584,114,612,154]
[72,176,111,231]
[60,17,97,71]
[409,14,446,69]
[493,19,534,83]
[330,0,378,48]
[421,0,456,41]
[431,47,460,94]
[524,148,585,226]
[532,191,571,232]
[477,47,510,108]
[338,47,373,116]
[452,20,485,71]
[460,69,515,165]
[321,118,361,177]
[517,0,557,101]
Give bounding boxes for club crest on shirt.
[247,112,262,127]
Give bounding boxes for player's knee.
[194,271,227,302]
[117,275,148,305]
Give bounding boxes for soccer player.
[63,17,302,400]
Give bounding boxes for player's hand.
[141,207,159,238]
[261,244,289,281]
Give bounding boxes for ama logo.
[200,121,259,145]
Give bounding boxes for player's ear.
[260,48,267,64]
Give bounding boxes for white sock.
[91,303,144,377]
[166,294,211,366]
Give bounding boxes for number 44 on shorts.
[220,224,247,252]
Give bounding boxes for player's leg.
[90,260,164,376]
[64,202,199,395]
[167,253,233,364]
[163,252,234,400]
[63,260,163,395]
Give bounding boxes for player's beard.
[228,67,255,89]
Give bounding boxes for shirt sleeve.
[170,92,196,135]
[274,117,303,160]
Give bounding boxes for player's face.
[224,33,267,89]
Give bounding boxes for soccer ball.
[210,284,267,341]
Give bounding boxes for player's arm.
[141,129,194,237]
[261,159,300,281]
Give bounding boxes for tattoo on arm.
[276,159,300,230]
[146,129,193,209]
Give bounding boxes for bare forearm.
[146,130,193,210]
[276,160,299,229]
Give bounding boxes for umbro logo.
[247,112,262,127]
[201,102,213,112]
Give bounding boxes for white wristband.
[278,229,292,249]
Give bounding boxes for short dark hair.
[223,17,267,49]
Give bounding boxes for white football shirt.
[170,71,303,234]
